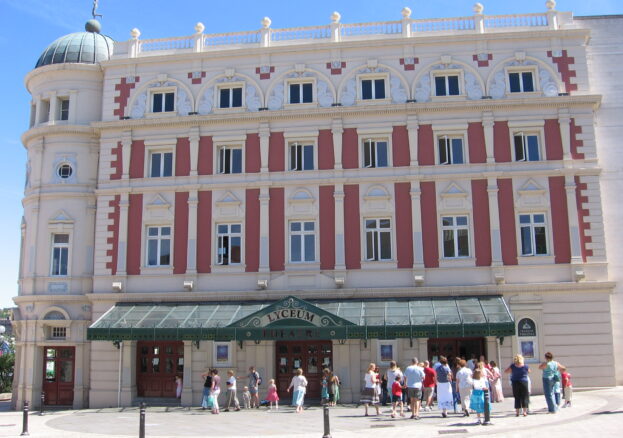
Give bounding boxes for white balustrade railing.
[121,11,562,58]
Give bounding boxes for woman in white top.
[287,368,308,413]
[455,359,473,417]
[360,363,380,416]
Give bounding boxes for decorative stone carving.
[177,88,192,116]
[197,88,214,115]
[130,91,147,118]
[539,67,559,97]
[317,80,333,107]
[390,75,408,104]
[267,83,284,110]
[489,71,506,99]
[246,85,261,112]
[340,78,356,106]
[415,75,431,102]
[465,72,483,100]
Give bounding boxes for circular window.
[57,164,73,179]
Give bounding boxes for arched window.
[43,310,66,320]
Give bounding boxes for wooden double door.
[275,340,332,400]
[137,341,184,397]
[43,347,75,406]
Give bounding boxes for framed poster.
[520,340,535,359]
[377,340,397,365]
[213,342,232,367]
[517,318,538,363]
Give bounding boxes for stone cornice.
[91,95,602,132]
[21,124,98,146]
[24,63,102,91]
[13,295,91,305]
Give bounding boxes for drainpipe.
[496,337,502,370]
[117,341,123,408]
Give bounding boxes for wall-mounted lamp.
[413,275,424,286]
[112,340,122,349]
[494,273,505,285]
[334,277,345,288]
[338,339,347,345]
[112,281,123,292]
[254,340,261,345]
[257,279,268,290]
[193,340,200,350]
[574,270,585,282]
[183,280,194,291]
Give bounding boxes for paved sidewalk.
[0,387,621,437]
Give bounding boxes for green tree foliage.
[0,352,14,393]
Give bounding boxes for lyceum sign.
[264,308,319,325]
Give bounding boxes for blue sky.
[0,0,620,307]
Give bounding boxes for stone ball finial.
[401,7,412,18]
[130,28,141,39]
[85,19,101,33]
[195,22,205,33]
[331,11,341,23]
[473,3,484,14]
[261,17,272,29]
[546,0,556,10]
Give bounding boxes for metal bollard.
[39,393,45,416]
[322,404,332,438]
[20,401,29,436]
[139,402,146,438]
[482,388,492,426]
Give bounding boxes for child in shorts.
[561,371,573,407]
[242,386,251,409]
[390,375,405,418]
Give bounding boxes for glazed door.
[137,341,184,397]
[42,347,75,406]
[427,338,485,364]
[275,341,332,400]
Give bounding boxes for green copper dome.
[35,20,114,69]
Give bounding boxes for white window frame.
[441,215,470,259]
[216,83,245,110]
[56,162,73,180]
[431,70,463,97]
[150,87,176,113]
[216,223,242,266]
[289,220,317,263]
[145,225,172,267]
[288,142,315,171]
[58,97,70,121]
[216,144,244,174]
[362,138,390,169]
[364,218,393,261]
[357,74,389,102]
[148,150,174,178]
[286,79,316,105]
[518,212,549,256]
[505,66,539,94]
[51,326,67,340]
[512,131,542,162]
[436,134,466,165]
[50,233,70,276]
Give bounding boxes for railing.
[484,13,549,29]
[120,10,564,59]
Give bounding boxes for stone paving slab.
[0,387,620,437]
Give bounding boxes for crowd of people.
[179,351,573,420]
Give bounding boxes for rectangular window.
[442,216,470,258]
[289,143,314,171]
[51,327,67,339]
[519,214,547,256]
[217,146,243,174]
[150,152,173,177]
[216,224,242,265]
[363,139,388,168]
[438,136,464,164]
[514,133,540,162]
[361,79,386,100]
[289,221,316,262]
[59,98,70,121]
[51,233,69,276]
[435,75,460,96]
[146,226,171,266]
[289,83,313,104]
[509,72,535,93]
[219,87,243,108]
[365,218,392,261]
[152,92,175,113]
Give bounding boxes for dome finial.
[92,0,103,20]
[85,19,102,33]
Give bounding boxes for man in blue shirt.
[403,357,425,419]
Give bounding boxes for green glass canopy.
[87,295,515,342]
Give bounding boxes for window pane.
[520,226,532,255]
[303,222,314,231]
[438,138,448,164]
[54,234,69,244]
[290,83,300,104]
[303,83,313,103]
[290,145,298,170]
[442,217,453,226]
[232,149,242,173]
[519,215,531,224]
[366,231,375,260]
[374,79,385,99]
[304,235,315,261]
[231,237,241,263]
[161,227,171,236]
[435,76,446,96]
[443,230,455,257]
[365,219,376,229]
[148,240,158,265]
[527,135,539,161]
[217,224,228,234]
[291,235,301,262]
[232,88,242,107]
[220,88,230,108]
[456,216,468,226]
[231,224,241,233]
[451,138,463,164]
[379,219,391,228]
[160,239,170,265]
[291,222,301,232]
[364,141,372,167]
[59,248,68,275]
[522,72,534,92]
[362,80,372,100]
[380,231,391,259]
[534,214,545,223]
[163,152,173,177]
[151,153,161,177]
[303,145,314,170]
[448,76,459,95]
[509,73,520,93]
[148,227,159,236]
[514,135,525,161]
[376,142,388,167]
[534,226,547,254]
[164,93,175,112]
[153,93,163,112]
[457,229,469,256]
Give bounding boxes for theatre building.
[12,3,620,409]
